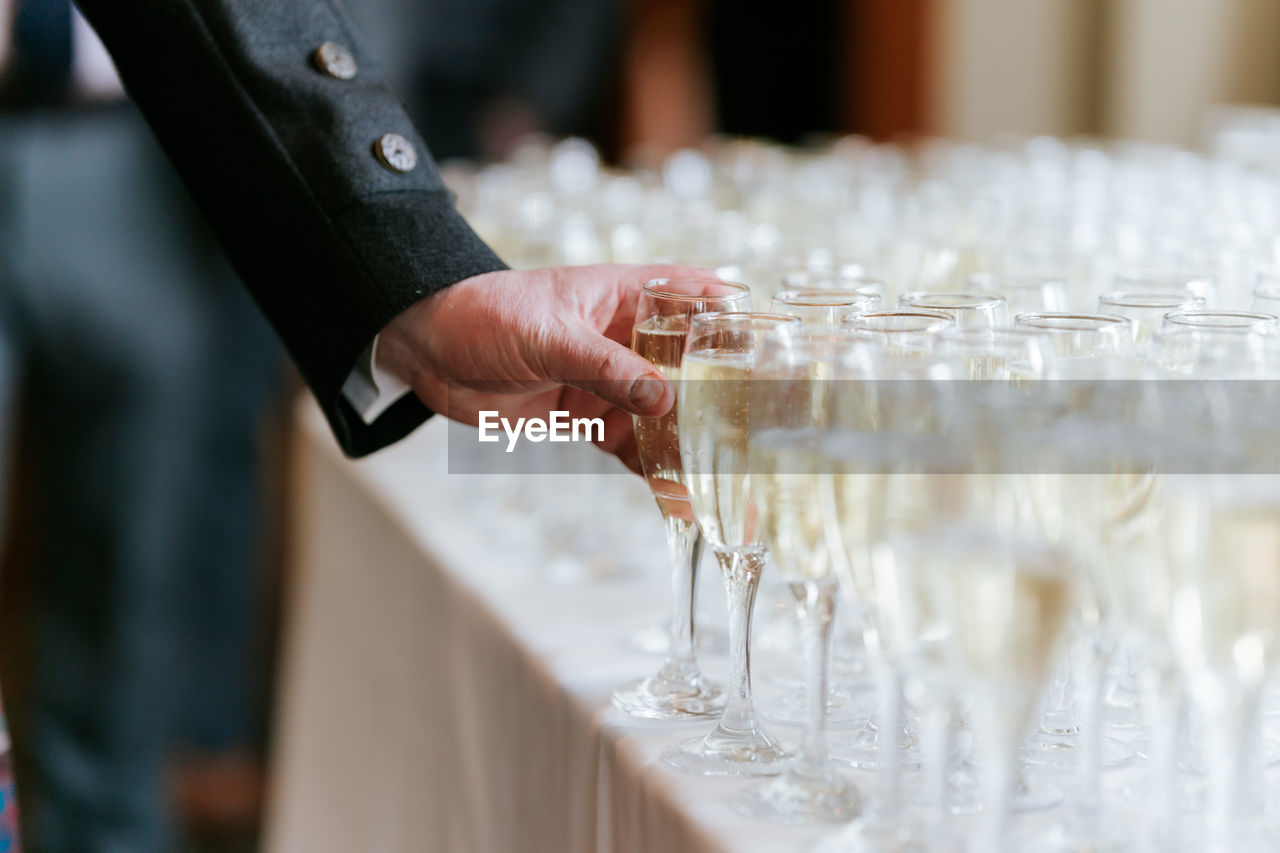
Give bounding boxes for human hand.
[377,264,713,472]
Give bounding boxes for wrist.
[378,293,439,390]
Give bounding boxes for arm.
[73,0,504,456]
[73,0,685,464]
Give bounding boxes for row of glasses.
[593,179,1280,845]
[607,258,1280,846]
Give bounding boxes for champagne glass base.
[829,721,922,771]
[733,767,863,824]
[612,673,725,720]
[662,726,791,777]
[1019,732,1134,772]
[948,763,1063,814]
[1129,734,1280,775]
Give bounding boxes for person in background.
[0,0,282,848]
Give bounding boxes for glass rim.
[1015,312,1131,332]
[899,291,1007,309]
[689,310,800,331]
[772,288,881,307]
[1163,310,1279,329]
[1098,290,1204,309]
[642,276,751,301]
[842,308,955,332]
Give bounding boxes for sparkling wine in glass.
[612,277,749,720]
[734,327,872,821]
[661,311,799,775]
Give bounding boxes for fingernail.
[629,374,667,412]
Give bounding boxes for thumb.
[537,322,674,417]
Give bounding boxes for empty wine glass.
[612,278,749,720]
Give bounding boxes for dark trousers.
[0,105,280,853]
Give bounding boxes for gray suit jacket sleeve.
[73,0,509,457]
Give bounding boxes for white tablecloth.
[265,402,1174,853]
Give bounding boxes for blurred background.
[0,0,1276,851]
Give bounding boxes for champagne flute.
[843,309,954,357]
[1162,476,1280,853]
[1014,313,1134,375]
[661,312,798,773]
[612,278,749,720]
[936,327,1049,381]
[909,527,1075,853]
[771,289,882,325]
[898,291,1009,329]
[734,327,871,821]
[1097,290,1206,347]
[823,352,960,820]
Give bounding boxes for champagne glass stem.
[796,580,838,779]
[1041,666,1077,735]
[920,686,953,850]
[1146,666,1183,848]
[1204,684,1264,853]
[1071,631,1111,829]
[877,663,905,818]
[972,732,1013,850]
[662,513,702,679]
[716,547,766,733]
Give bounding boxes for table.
[264,402,1165,853]
[264,402,850,853]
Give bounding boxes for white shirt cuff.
[341,335,413,424]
